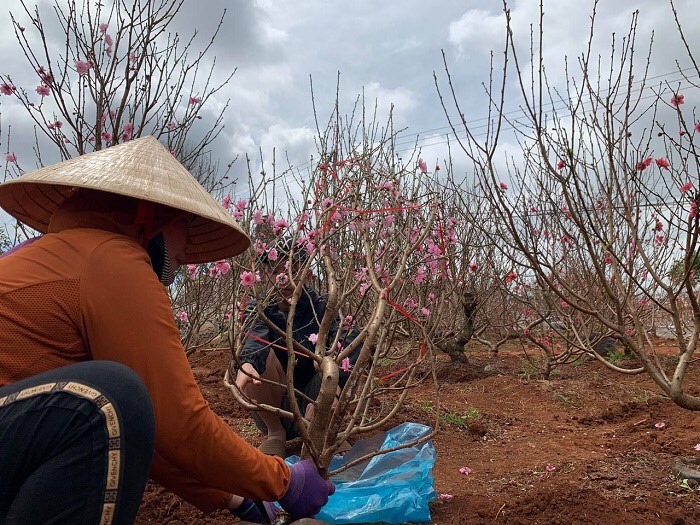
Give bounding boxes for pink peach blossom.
[35,85,50,97]
[240,271,259,287]
[340,357,353,372]
[412,266,427,285]
[75,60,92,76]
[655,157,670,169]
[273,219,288,233]
[671,93,684,107]
[37,67,53,84]
[275,273,289,288]
[214,260,231,275]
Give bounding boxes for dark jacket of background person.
[239,288,360,388]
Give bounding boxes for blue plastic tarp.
[286,422,436,524]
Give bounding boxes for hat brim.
[0,136,251,264]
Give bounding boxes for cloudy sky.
[1,0,698,210]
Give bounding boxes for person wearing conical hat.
[0,137,334,524]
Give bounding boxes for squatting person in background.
[0,137,333,525]
[233,237,360,458]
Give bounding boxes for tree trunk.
[437,291,477,363]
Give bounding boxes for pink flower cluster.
[0,83,16,95]
[122,122,134,141]
[635,157,652,172]
[209,260,231,278]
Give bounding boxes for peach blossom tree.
[437,1,700,404]
[223,103,443,483]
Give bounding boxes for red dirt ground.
[135,341,700,524]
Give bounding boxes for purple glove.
[279,458,336,518]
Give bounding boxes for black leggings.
[0,361,155,525]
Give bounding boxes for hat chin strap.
[134,200,156,247]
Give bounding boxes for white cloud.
[448,9,505,54]
[359,82,418,128]
[259,124,315,156]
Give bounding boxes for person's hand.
[235,362,261,392]
[279,458,335,518]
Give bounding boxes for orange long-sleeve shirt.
[0,205,289,512]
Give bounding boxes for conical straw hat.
[0,136,249,263]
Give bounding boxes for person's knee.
[86,361,155,449]
[264,351,286,383]
[243,378,280,404]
